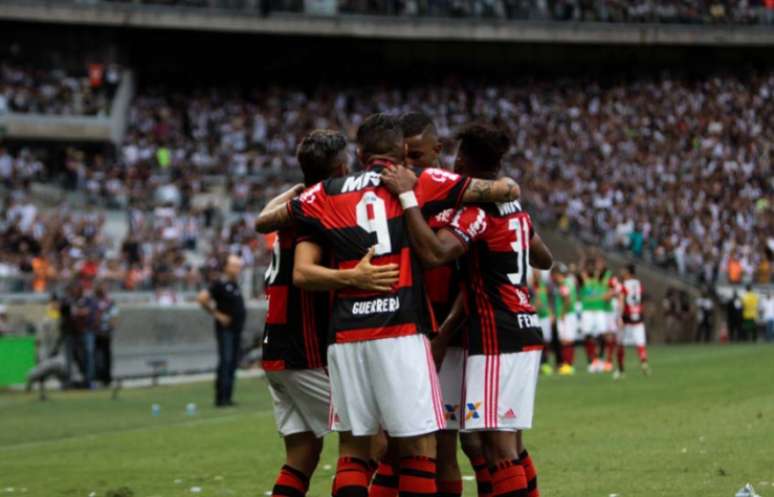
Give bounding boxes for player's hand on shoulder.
[380,164,417,194]
[351,246,400,293]
[291,183,306,196]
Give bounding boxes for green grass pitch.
[1,344,773,497]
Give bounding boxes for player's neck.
[365,155,399,169]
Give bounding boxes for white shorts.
[438,346,465,431]
[328,334,445,437]
[538,317,552,344]
[582,310,607,336]
[461,350,541,432]
[557,314,578,342]
[266,368,331,438]
[606,312,621,333]
[620,323,646,347]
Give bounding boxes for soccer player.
[397,111,477,497]
[255,113,521,497]
[615,264,650,378]
[260,130,401,497]
[532,271,555,376]
[381,122,552,497]
[551,264,578,376]
[579,258,605,372]
[596,256,621,373]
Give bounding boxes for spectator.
[740,285,760,342]
[695,289,714,342]
[72,285,99,388]
[94,283,118,386]
[762,291,774,342]
[725,290,743,342]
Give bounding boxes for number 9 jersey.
[287,160,472,345]
[446,200,544,356]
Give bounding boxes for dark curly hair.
[297,129,348,185]
[455,122,511,173]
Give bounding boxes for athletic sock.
[437,479,463,497]
[398,456,436,497]
[333,457,370,497]
[584,338,596,363]
[490,459,527,497]
[518,451,539,497]
[369,462,399,497]
[637,345,648,364]
[561,345,574,366]
[272,464,310,497]
[470,456,493,497]
[616,345,625,372]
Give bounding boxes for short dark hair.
[297,129,347,185]
[627,263,636,275]
[455,122,511,173]
[356,113,404,162]
[400,112,436,138]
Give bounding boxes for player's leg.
[369,434,399,497]
[371,335,445,497]
[633,324,650,375]
[436,430,462,497]
[581,311,598,372]
[481,431,527,497]
[266,369,329,497]
[328,342,381,497]
[460,432,492,497]
[558,315,576,375]
[538,317,553,375]
[516,431,539,497]
[436,345,464,497]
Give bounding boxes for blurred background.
[0,0,772,390]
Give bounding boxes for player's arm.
[431,291,467,368]
[380,166,467,267]
[461,177,520,204]
[254,184,305,234]
[293,242,400,292]
[529,233,553,270]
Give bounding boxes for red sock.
[437,479,463,497]
[333,457,369,497]
[561,345,575,366]
[398,457,436,497]
[470,456,493,497]
[584,338,597,363]
[616,345,625,372]
[519,451,539,497]
[490,459,527,497]
[369,462,398,497]
[637,345,648,363]
[272,465,309,497]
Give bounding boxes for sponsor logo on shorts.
[465,402,482,420]
[444,404,459,421]
[502,408,517,420]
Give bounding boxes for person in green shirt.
[532,272,555,375]
[552,264,578,375]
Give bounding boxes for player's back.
[621,277,644,324]
[452,200,542,355]
[290,160,470,344]
[262,227,329,370]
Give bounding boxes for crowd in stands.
[102,0,774,23]
[1,70,772,291]
[0,60,121,116]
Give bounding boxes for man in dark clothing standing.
[95,283,119,385]
[726,291,743,342]
[197,254,246,407]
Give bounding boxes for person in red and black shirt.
[256,113,521,497]
[258,130,399,497]
[382,122,553,497]
[615,264,650,377]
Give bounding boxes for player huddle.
[534,258,650,378]
[253,111,588,497]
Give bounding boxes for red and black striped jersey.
[447,200,543,355]
[261,227,329,370]
[425,209,460,326]
[288,160,471,344]
[621,277,644,324]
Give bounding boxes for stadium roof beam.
[0,2,773,46]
